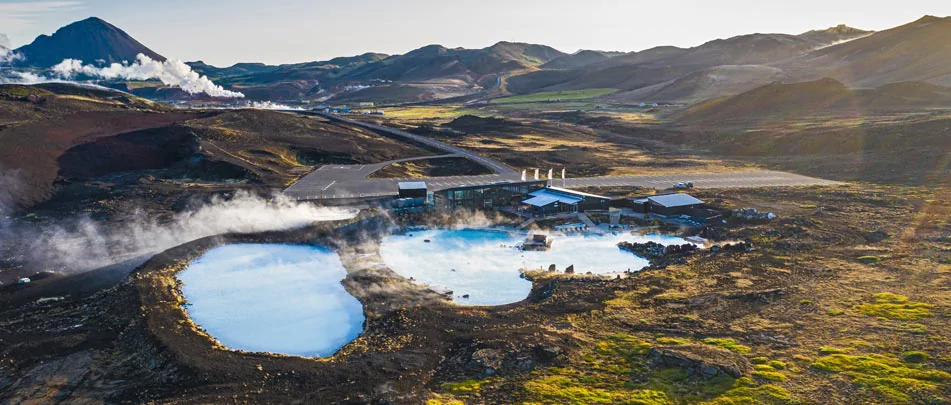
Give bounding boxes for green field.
[377,106,489,120]
[490,88,617,104]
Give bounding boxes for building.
[434,180,548,210]
[398,182,428,199]
[631,193,705,216]
[522,187,610,215]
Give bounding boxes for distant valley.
[5,16,951,107]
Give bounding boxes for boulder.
[470,348,503,373]
[565,265,575,274]
[647,345,750,379]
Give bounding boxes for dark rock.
[470,348,503,374]
[647,346,750,379]
[565,265,575,274]
[724,288,787,303]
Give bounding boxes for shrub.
[768,361,787,370]
[819,346,850,355]
[441,379,484,394]
[855,293,934,321]
[703,338,752,354]
[656,337,688,345]
[752,371,788,382]
[812,354,951,402]
[902,351,931,363]
[858,256,881,264]
[826,309,845,316]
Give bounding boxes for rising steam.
[22,192,356,273]
[0,33,23,65]
[52,53,244,98]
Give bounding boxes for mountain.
[347,41,566,84]
[677,78,951,126]
[797,24,872,46]
[782,16,951,87]
[542,50,622,70]
[187,61,280,80]
[14,17,164,67]
[605,64,787,104]
[505,25,871,96]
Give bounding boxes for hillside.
[0,83,430,211]
[541,50,620,69]
[784,16,951,87]
[677,78,951,126]
[605,65,787,104]
[797,24,873,45]
[348,42,565,84]
[506,25,871,96]
[182,43,565,102]
[14,17,164,68]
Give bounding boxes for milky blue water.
[178,244,365,358]
[379,229,691,306]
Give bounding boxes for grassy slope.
[0,86,433,211]
[491,88,617,104]
[410,115,752,178]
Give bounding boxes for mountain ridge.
[15,17,164,68]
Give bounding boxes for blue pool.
[379,229,691,306]
[178,244,365,358]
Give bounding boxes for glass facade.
[434,181,548,210]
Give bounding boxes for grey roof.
[523,189,584,207]
[647,193,704,208]
[397,181,427,190]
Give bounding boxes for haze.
[2,0,950,65]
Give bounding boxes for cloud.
[53,53,245,98]
[0,2,84,34]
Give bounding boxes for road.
[284,167,841,201]
[296,111,517,176]
[283,112,842,201]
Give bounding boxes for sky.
[1,0,950,66]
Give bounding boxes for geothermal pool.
[379,229,692,306]
[178,244,365,358]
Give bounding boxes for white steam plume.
[29,191,357,273]
[248,101,303,110]
[0,71,52,84]
[1,34,24,64]
[52,53,244,98]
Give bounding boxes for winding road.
[283,112,841,200]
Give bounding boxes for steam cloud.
[0,33,24,64]
[1,71,49,84]
[0,165,24,224]
[16,192,356,273]
[52,53,244,98]
[248,101,302,110]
